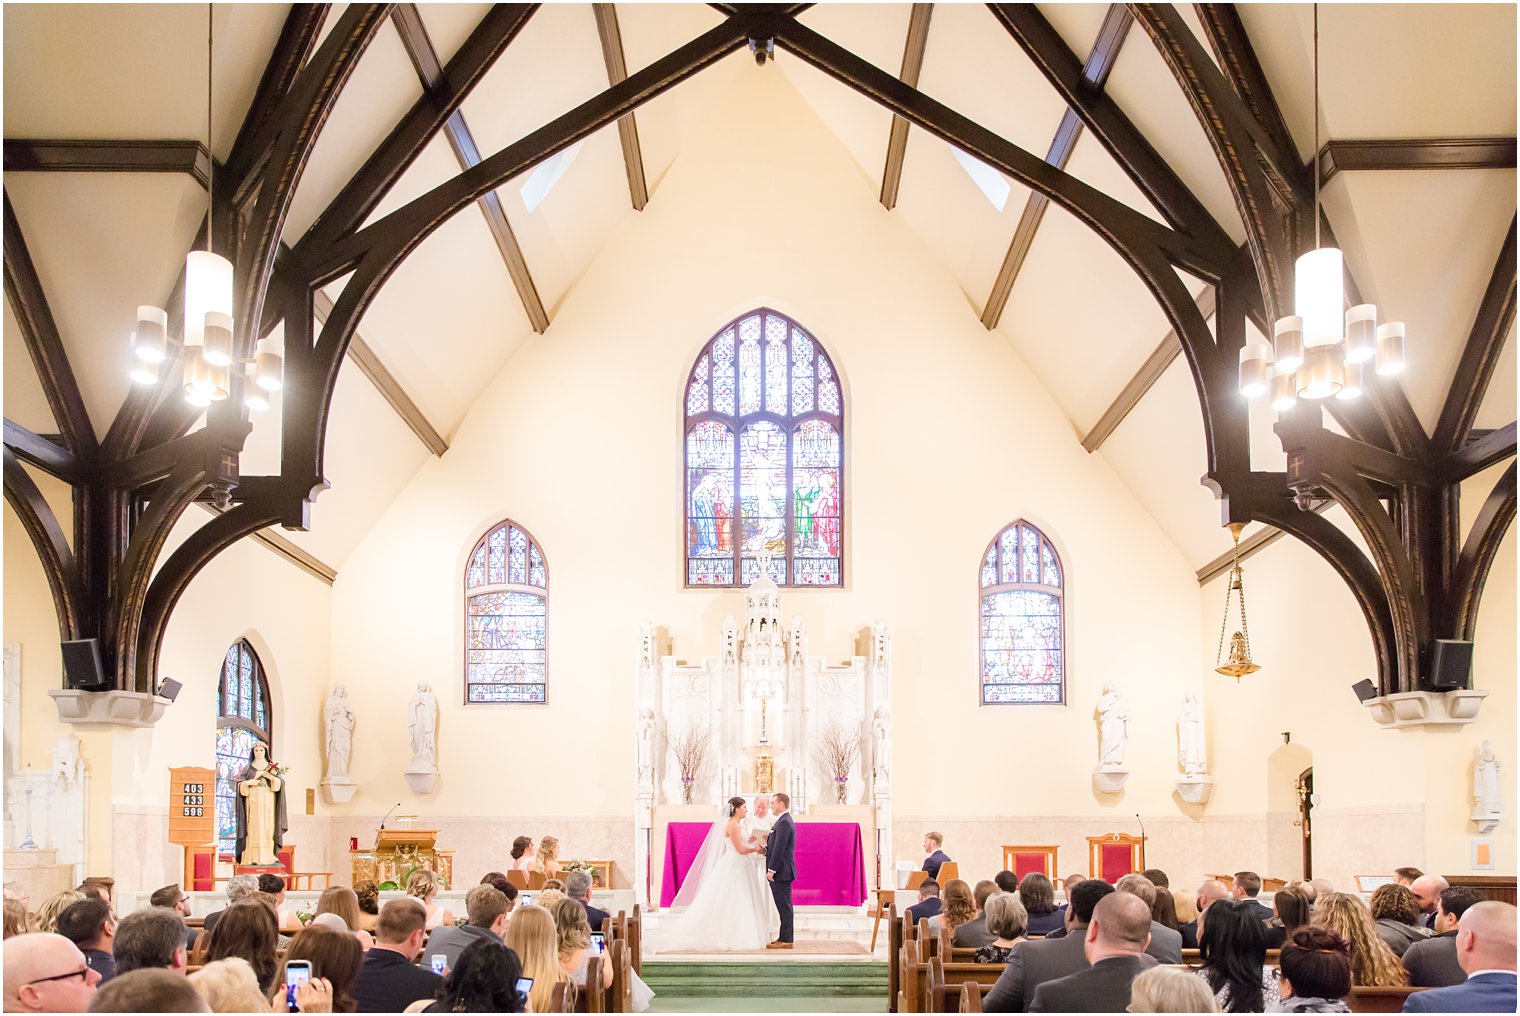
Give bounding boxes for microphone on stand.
[380,803,401,831]
[1135,812,1147,871]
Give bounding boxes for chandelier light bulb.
[209,362,230,402]
[1295,247,1345,348]
[183,345,215,401]
[1337,358,1366,400]
[1270,370,1298,412]
[1375,322,1406,376]
[244,372,270,412]
[1345,304,1377,363]
[133,306,169,363]
[255,350,284,391]
[1298,343,1345,400]
[1238,344,1271,398]
[1272,316,1304,374]
[203,310,234,367]
[128,339,159,385]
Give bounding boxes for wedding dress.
[665,815,779,951]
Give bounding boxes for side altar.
[350,829,455,887]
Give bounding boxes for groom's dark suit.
[765,810,797,944]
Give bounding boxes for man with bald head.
[1180,879,1230,949]
[1027,892,1158,1012]
[1411,874,1450,928]
[3,932,103,1012]
[1403,900,1516,1012]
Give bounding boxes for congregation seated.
[1275,926,1353,1014]
[355,898,443,1013]
[280,922,363,1013]
[204,900,280,995]
[187,957,282,1013]
[565,871,609,932]
[1311,893,1407,987]
[984,877,1115,1012]
[113,908,190,976]
[530,837,564,881]
[3,932,103,1012]
[353,880,382,935]
[1401,887,1481,987]
[1402,900,1517,1013]
[504,903,572,1014]
[955,880,1001,949]
[1368,884,1432,958]
[314,886,376,951]
[56,898,117,984]
[1114,874,1182,963]
[975,892,1028,964]
[1231,871,1273,923]
[927,879,975,943]
[84,968,206,1013]
[202,875,259,937]
[1026,891,1158,1012]
[1019,873,1066,938]
[1392,867,1423,888]
[413,938,525,1013]
[1128,965,1220,1013]
[1191,899,1280,1012]
[405,870,455,931]
[1264,887,1312,950]
[906,879,942,925]
[922,832,951,881]
[423,885,510,972]
[149,884,198,951]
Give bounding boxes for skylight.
[520,142,582,214]
[951,148,1011,212]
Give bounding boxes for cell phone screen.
[520,893,532,907]
[284,961,312,1012]
[590,932,605,955]
[515,976,534,1002]
[430,954,447,974]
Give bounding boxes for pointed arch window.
[215,639,271,858]
[980,521,1065,704]
[464,519,548,703]
[684,309,844,586]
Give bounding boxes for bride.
[665,796,779,951]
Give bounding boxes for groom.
[765,792,797,949]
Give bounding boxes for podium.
[350,829,454,888]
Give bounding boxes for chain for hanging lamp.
[1214,523,1261,678]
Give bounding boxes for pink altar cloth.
[659,821,868,908]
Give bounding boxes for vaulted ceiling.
[5,3,1515,582]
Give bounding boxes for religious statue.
[408,681,438,770]
[235,742,287,866]
[1472,740,1503,833]
[1095,681,1128,769]
[1177,693,1207,776]
[324,685,355,780]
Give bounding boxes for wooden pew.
[1179,948,1281,966]
[628,904,643,977]
[548,981,571,1013]
[959,982,986,1013]
[927,956,1005,1013]
[899,943,926,1012]
[605,939,633,1013]
[1348,986,1427,1013]
[888,905,902,1013]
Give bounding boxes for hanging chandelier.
[1214,523,1260,679]
[1238,5,1406,408]
[128,4,281,409]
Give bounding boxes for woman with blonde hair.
[1311,892,1407,987]
[505,903,573,1014]
[552,897,613,993]
[3,898,31,938]
[314,885,374,949]
[188,957,289,1014]
[927,879,976,946]
[32,889,86,934]
[405,869,455,929]
[1129,965,1222,1013]
[531,836,563,879]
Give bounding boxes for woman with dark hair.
[1275,926,1353,1013]
[205,901,280,995]
[1151,887,1181,931]
[1017,873,1065,936]
[510,837,535,872]
[422,939,526,1013]
[352,880,381,934]
[1264,888,1311,948]
[1192,899,1278,1012]
[277,924,363,1013]
[1367,884,1430,957]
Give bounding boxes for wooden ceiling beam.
[1443,422,1517,482]
[1433,216,1517,455]
[1448,461,1516,640]
[3,419,80,484]
[2,448,86,639]
[1082,286,1216,452]
[982,4,1131,329]
[391,4,549,333]
[225,4,331,195]
[1195,499,1332,585]
[878,4,933,211]
[593,4,650,211]
[198,502,336,585]
[1319,137,1517,187]
[3,139,211,188]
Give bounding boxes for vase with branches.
[664,721,711,805]
[814,721,863,804]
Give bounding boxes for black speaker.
[1351,678,1378,703]
[158,677,182,702]
[60,639,110,692]
[1427,639,1474,691]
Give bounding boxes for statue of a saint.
[324,685,355,779]
[1473,741,1503,830]
[1177,693,1207,776]
[235,742,287,866]
[1096,682,1128,769]
[409,681,438,770]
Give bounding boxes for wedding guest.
[315,887,375,950]
[1231,872,1272,922]
[258,873,300,933]
[1275,926,1352,1013]
[1393,867,1423,888]
[1310,878,1336,900]
[112,908,189,975]
[77,879,114,909]
[405,870,455,930]
[1192,899,1278,1012]
[352,881,382,934]
[84,968,206,1013]
[954,881,1001,949]
[1129,966,1221,1013]
[1063,875,1087,894]
[552,897,613,994]
[480,875,518,912]
[1369,884,1431,958]
[149,885,196,951]
[1114,875,1182,963]
[202,876,258,936]
[204,901,279,995]
[5,899,31,939]
[1409,876,1448,929]
[928,879,976,945]
[1020,873,1067,937]
[1402,888,1483,987]
[279,924,362,1013]
[354,900,441,1013]
[543,879,564,893]
[531,838,563,880]
[1183,881,1232,950]
[1143,870,1171,890]
[905,879,941,926]
[1026,892,1158,1012]
[509,837,536,873]
[1151,889,1180,933]
[187,957,275,1014]
[976,892,1028,964]
[921,833,951,880]
[535,888,567,913]
[32,891,87,936]
[418,939,525,1013]
[994,871,1020,895]
[1266,887,1312,949]
[3,932,102,1012]
[1174,889,1201,949]
[1312,893,1407,987]
[421,886,508,972]
[55,899,116,984]
[504,904,571,1014]
[983,879,1116,1012]
[565,872,609,932]
[1403,900,1517,1013]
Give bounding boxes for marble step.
[642,961,886,997]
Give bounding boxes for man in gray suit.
[1404,888,1484,987]
[1028,892,1158,1013]
[1114,874,1183,963]
[984,880,1115,1012]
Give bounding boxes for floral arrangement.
[295,908,314,926]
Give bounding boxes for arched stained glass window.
[464,519,548,703]
[684,309,844,586]
[215,639,271,858]
[980,521,1065,704]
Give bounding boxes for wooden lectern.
[350,829,454,887]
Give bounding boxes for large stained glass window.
[215,640,271,858]
[980,521,1065,704]
[685,309,844,586]
[464,520,548,703]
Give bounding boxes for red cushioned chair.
[1001,845,1058,882]
[185,845,218,893]
[1086,833,1143,883]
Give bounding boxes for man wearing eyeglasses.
[150,883,198,950]
[2,932,102,1012]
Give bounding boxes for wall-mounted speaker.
[1351,678,1378,703]
[60,639,110,692]
[1427,640,1474,691]
[158,677,182,703]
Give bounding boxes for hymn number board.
[169,766,216,847]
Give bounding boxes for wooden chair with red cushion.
[1000,845,1058,882]
[1086,833,1144,883]
[185,845,218,893]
